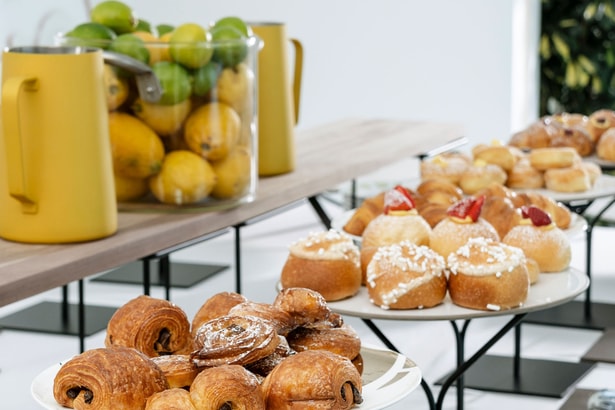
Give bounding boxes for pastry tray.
[327,267,588,321]
[31,345,421,410]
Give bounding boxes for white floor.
[2,160,615,409]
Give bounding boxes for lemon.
[109,33,150,64]
[108,112,165,178]
[149,150,217,205]
[214,62,254,114]
[184,102,241,161]
[90,0,137,34]
[169,23,213,69]
[114,174,149,201]
[131,97,192,136]
[211,145,252,199]
[132,31,170,65]
[63,22,116,48]
[152,61,192,105]
[102,64,129,110]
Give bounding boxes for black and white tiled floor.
[2,160,615,409]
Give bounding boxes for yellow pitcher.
[0,46,160,243]
[251,23,303,176]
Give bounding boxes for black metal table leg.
[308,196,332,229]
[234,224,243,294]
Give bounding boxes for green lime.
[109,33,150,64]
[169,23,213,69]
[211,25,248,67]
[135,19,152,33]
[63,22,116,49]
[214,16,253,37]
[90,0,137,34]
[152,61,193,105]
[192,61,222,96]
[156,24,175,37]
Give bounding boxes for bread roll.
[281,230,361,301]
[447,237,530,311]
[366,241,447,309]
[430,216,499,259]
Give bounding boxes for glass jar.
[56,31,260,212]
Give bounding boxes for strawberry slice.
[447,195,485,222]
[383,185,416,214]
[521,205,552,227]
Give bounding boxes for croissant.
[53,346,168,410]
[189,365,266,410]
[191,291,248,337]
[261,350,363,409]
[479,195,521,239]
[523,192,572,230]
[342,192,385,236]
[105,295,192,357]
[145,388,197,410]
[227,300,295,336]
[150,354,200,389]
[286,323,361,361]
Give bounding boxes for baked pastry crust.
[53,346,168,409]
[190,365,266,410]
[105,295,192,357]
[430,216,499,258]
[191,291,248,337]
[273,287,332,328]
[544,166,591,193]
[342,192,384,236]
[597,127,615,161]
[286,324,361,361]
[145,388,197,410]
[261,350,363,410]
[447,237,530,311]
[150,354,200,389]
[529,147,580,170]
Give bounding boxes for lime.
[211,25,248,67]
[192,61,222,96]
[156,24,175,37]
[109,33,150,64]
[90,0,137,34]
[214,16,253,37]
[152,61,192,105]
[63,22,116,49]
[135,19,152,33]
[169,23,213,69]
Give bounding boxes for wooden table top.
[0,118,462,307]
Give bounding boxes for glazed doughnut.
[190,365,266,410]
[528,147,580,170]
[273,287,332,328]
[587,109,615,143]
[366,241,447,310]
[502,207,571,273]
[509,119,552,149]
[420,152,471,184]
[280,229,361,301]
[286,324,362,361]
[227,301,295,336]
[150,354,200,389]
[459,161,507,195]
[597,127,615,161]
[506,157,545,189]
[191,314,280,367]
[191,291,248,337]
[549,125,594,157]
[544,166,592,193]
[473,143,517,171]
[447,237,530,311]
[430,215,500,259]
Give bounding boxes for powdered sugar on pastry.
[289,229,360,264]
[448,236,526,277]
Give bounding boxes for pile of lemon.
[64,0,255,206]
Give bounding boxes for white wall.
[0,0,540,146]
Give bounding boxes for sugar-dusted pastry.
[509,118,553,149]
[472,141,517,171]
[53,346,168,409]
[430,195,500,258]
[502,205,571,273]
[360,185,432,283]
[191,291,248,337]
[261,350,363,410]
[190,365,266,410]
[459,160,508,195]
[512,191,572,230]
[447,237,530,311]
[420,152,471,184]
[192,314,279,367]
[544,165,592,193]
[549,124,594,157]
[273,287,333,328]
[105,295,192,357]
[366,241,447,310]
[146,388,197,410]
[506,157,545,189]
[280,229,362,301]
[227,301,295,336]
[150,354,200,389]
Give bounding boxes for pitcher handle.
[2,76,39,213]
[290,38,303,125]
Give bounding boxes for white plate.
[328,267,588,321]
[333,209,587,242]
[32,345,421,410]
[518,174,615,202]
